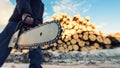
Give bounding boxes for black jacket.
[9,0,44,24]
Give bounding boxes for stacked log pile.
[42,13,120,52]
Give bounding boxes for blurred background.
[0,0,120,34]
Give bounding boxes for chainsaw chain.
[17,20,62,49]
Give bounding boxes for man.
[0,0,44,68]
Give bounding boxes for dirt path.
[2,62,120,68]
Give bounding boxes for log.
[96,35,103,43]
[78,40,85,47]
[93,43,100,48]
[63,44,68,49]
[89,34,97,41]
[68,45,73,51]
[59,46,65,52]
[85,41,90,46]
[78,25,84,30]
[70,39,77,45]
[61,13,68,18]
[77,30,82,34]
[76,19,81,24]
[96,30,105,36]
[42,45,50,49]
[52,46,57,51]
[22,49,29,53]
[52,14,58,20]
[67,23,74,29]
[73,45,79,51]
[63,18,68,22]
[53,43,57,47]
[74,25,79,31]
[61,34,66,40]
[83,31,89,35]
[105,45,111,49]
[81,47,88,52]
[72,14,80,21]
[63,24,68,29]
[69,29,76,35]
[11,49,17,53]
[79,17,84,23]
[83,34,89,41]
[83,20,87,25]
[72,21,77,27]
[85,16,90,22]
[64,38,69,42]
[82,26,87,31]
[73,33,79,39]
[89,23,96,29]
[58,40,63,44]
[64,35,72,42]
[86,26,93,31]
[97,47,103,50]
[67,42,71,45]
[103,38,111,45]
[88,31,95,34]
[78,34,83,38]
[90,46,96,50]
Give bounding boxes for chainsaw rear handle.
[15,17,42,32]
[23,15,42,26]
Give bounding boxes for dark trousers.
[0,22,43,68]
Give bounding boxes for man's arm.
[16,0,32,15]
[16,0,34,24]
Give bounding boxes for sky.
[0,0,120,34]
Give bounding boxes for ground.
[2,62,120,68]
[2,48,120,68]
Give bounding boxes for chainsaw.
[8,20,62,50]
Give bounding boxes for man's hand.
[22,13,34,25]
